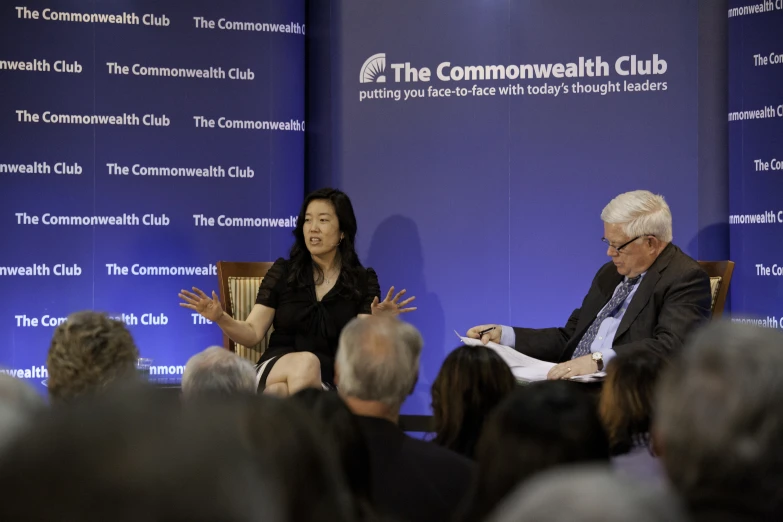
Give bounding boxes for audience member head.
[181,345,256,399]
[487,464,688,522]
[290,389,374,518]
[655,321,783,519]
[238,392,357,522]
[600,190,671,277]
[0,385,285,522]
[335,316,423,420]
[289,187,364,296]
[469,380,610,520]
[599,348,668,454]
[430,345,516,459]
[46,310,139,404]
[0,373,46,452]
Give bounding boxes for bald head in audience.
[335,316,423,422]
[182,346,257,399]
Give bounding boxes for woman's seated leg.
[264,382,289,397]
[263,352,322,397]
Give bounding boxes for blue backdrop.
[728,0,783,328]
[315,0,728,415]
[0,0,305,393]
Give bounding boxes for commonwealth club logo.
[360,53,386,83]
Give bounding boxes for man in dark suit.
[335,316,475,522]
[468,190,713,379]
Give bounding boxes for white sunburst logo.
[360,53,386,83]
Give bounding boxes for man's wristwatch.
[591,351,604,371]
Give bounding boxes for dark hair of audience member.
[235,391,359,522]
[46,310,140,404]
[599,348,668,455]
[0,382,283,522]
[430,345,517,459]
[462,380,610,521]
[290,389,379,521]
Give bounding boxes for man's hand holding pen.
[466,324,501,345]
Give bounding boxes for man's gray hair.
[488,464,687,522]
[336,317,423,407]
[181,346,257,399]
[601,190,673,243]
[0,373,46,451]
[655,321,783,505]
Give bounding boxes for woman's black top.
[255,257,381,384]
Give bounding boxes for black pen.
[478,327,495,336]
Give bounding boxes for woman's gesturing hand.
[178,287,224,322]
[371,286,417,317]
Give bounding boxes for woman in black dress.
[179,188,416,396]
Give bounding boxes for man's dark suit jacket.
[355,415,475,522]
[513,243,713,362]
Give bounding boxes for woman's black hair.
[288,188,364,299]
[430,345,517,459]
[461,380,610,521]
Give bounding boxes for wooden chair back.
[216,261,275,362]
[697,260,735,318]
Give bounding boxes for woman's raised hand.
[178,287,224,322]
[371,286,417,317]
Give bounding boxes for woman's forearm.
[215,312,264,347]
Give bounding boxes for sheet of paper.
[454,330,606,383]
[455,331,554,381]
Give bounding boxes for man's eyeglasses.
[602,235,654,254]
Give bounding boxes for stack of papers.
[454,331,606,383]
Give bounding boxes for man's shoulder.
[402,435,475,472]
[670,245,705,267]
[663,245,709,279]
[356,416,475,475]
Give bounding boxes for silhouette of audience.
[1,311,779,522]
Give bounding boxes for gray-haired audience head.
[0,373,45,451]
[488,465,687,522]
[181,346,257,399]
[335,316,423,408]
[655,321,783,515]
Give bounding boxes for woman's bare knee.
[283,353,322,393]
[294,352,321,378]
[263,382,289,397]
[266,352,322,390]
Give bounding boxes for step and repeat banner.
[0,1,305,393]
[727,1,783,329]
[334,0,714,415]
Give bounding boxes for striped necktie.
[571,275,641,359]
